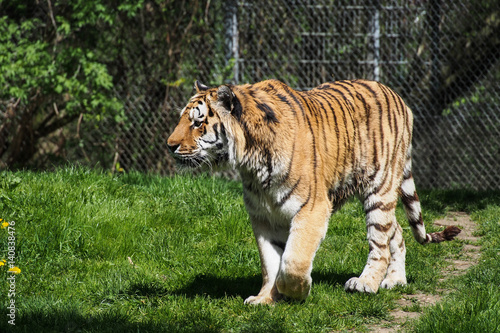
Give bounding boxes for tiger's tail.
[399,147,461,244]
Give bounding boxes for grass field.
[0,167,499,332]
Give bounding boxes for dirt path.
[369,212,480,333]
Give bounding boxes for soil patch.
[369,212,480,333]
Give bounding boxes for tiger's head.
[167,81,241,169]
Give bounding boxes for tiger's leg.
[244,216,287,305]
[381,221,407,289]
[276,199,331,300]
[345,191,397,293]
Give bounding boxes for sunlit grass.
[410,204,500,333]
[0,167,498,332]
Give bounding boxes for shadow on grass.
[7,273,358,333]
[170,274,261,299]
[126,271,355,300]
[124,274,260,300]
[8,310,222,333]
[420,190,500,215]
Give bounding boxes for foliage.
[0,0,228,170]
[0,3,119,108]
[0,0,132,167]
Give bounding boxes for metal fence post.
[224,0,239,84]
[368,0,381,82]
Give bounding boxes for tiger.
[167,79,461,304]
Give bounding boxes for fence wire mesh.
[1,0,499,190]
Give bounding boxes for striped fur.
[167,79,461,304]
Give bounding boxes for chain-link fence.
[1,0,500,190]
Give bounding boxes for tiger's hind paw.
[344,277,377,293]
[380,277,407,289]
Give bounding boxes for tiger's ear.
[217,85,242,118]
[194,80,209,92]
[217,85,233,111]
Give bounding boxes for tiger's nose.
[167,143,180,154]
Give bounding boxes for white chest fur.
[242,177,303,227]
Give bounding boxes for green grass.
[410,204,500,333]
[0,167,499,332]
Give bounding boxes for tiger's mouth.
[170,150,228,169]
[170,152,206,169]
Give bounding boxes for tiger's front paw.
[244,293,283,305]
[344,277,378,293]
[244,295,273,305]
[276,272,312,300]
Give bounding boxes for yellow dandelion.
[1,221,8,229]
[8,267,21,274]
[0,260,5,267]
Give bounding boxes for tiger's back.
[272,79,413,202]
[167,79,461,304]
